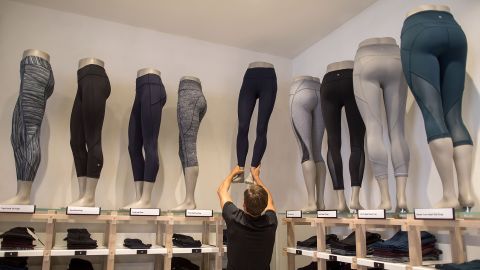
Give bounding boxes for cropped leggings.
[11,56,54,181]
[128,74,166,182]
[178,79,207,169]
[353,43,409,180]
[236,67,277,168]
[320,69,365,190]
[289,78,325,163]
[70,65,111,179]
[401,10,472,146]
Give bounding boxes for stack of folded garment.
[298,261,352,270]
[123,238,152,249]
[0,257,28,270]
[330,231,382,256]
[172,234,201,248]
[172,257,200,270]
[68,258,94,270]
[369,231,441,263]
[64,228,97,249]
[0,227,36,250]
[436,260,480,269]
[296,234,339,249]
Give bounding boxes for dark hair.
[244,185,268,216]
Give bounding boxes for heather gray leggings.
[178,79,207,169]
[353,43,409,180]
[289,78,325,163]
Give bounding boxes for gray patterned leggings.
[177,80,207,169]
[11,56,54,181]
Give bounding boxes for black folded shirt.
[172,257,200,270]
[172,234,202,248]
[123,238,152,249]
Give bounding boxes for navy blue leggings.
[128,74,166,182]
[236,68,277,167]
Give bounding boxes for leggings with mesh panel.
[289,78,325,164]
[400,10,472,146]
[320,69,365,190]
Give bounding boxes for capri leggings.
[320,69,365,190]
[70,64,111,179]
[128,74,166,182]
[353,43,410,180]
[236,67,277,168]
[11,56,54,181]
[178,79,207,169]
[400,10,472,146]
[289,78,325,163]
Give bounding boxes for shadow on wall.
[31,116,50,204]
[0,94,19,200]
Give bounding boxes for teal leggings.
[400,11,472,146]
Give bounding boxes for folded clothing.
[369,231,441,263]
[330,231,382,255]
[0,257,28,269]
[436,260,480,270]
[172,234,201,248]
[296,234,339,249]
[64,228,97,249]
[123,238,152,249]
[0,227,36,250]
[68,258,94,270]
[298,261,352,270]
[172,257,200,270]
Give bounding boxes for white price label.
[317,210,337,218]
[185,209,213,217]
[66,206,101,215]
[286,210,302,218]
[130,208,161,216]
[357,209,386,219]
[414,208,454,220]
[0,204,35,213]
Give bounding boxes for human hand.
[250,165,261,180]
[230,166,244,177]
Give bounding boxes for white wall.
[0,0,301,211]
[293,0,480,211]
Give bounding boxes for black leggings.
[320,69,365,190]
[70,65,110,178]
[128,74,166,182]
[236,67,277,167]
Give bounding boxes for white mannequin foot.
[302,203,317,212]
[232,172,245,183]
[434,196,460,209]
[122,199,151,210]
[396,195,408,212]
[459,194,475,208]
[69,197,95,207]
[172,201,196,211]
[377,198,392,210]
[316,201,325,211]
[1,195,31,205]
[350,186,364,210]
[349,200,364,210]
[244,173,254,185]
[335,190,349,212]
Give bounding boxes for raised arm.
[251,166,276,212]
[217,166,243,209]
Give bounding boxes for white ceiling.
[14,0,377,58]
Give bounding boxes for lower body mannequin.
[173,80,207,210]
[3,56,54,205]
[320,69,366,211]
[235,67,277,183]
[124,74,166,209]
[401,14,475,209]
[353,44,410,211]
[70,65,110,207]
[290,79,326,211]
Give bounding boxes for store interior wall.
[0,0,480,269]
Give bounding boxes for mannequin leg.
[134,181,144,201]
[300,160,317,211]
[335,190,349,212]
[376,176,392,210]
[1,181,33,205]
[350,186,364,210]
[123,182,154,209]
[395,176,408,211]
[173,166,199,210]
[315,162,326,210]
[429,138,459,208]
[69,177,98,207]
[454,145,475,208]
[78,176,87,199]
